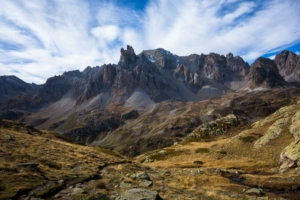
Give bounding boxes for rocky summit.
[1,47,300,199]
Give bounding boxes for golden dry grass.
[133,100,300,199]
[0,120,125,199]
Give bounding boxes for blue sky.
[0,0,299,84]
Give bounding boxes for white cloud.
[296,51,300,55]
[0,0,299,84]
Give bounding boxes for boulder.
[71,188,84,195]
[139,180,153,187]
[120,181,133,189]
[116,188,162,200]
[131,171,151,181]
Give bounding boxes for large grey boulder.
[116,188,162,200]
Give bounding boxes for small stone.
[58,179,64,184]
[3,133,13,140]
[131,172,151,181]
[163,170,171,176]
[291,185,298,190]
[245,188,263,195]
[139,180,153,187]
[193,160,204,165]
[71,188,84,195]
[120,181,133,189]
[54,194,61,198]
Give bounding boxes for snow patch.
[147,55,156,63]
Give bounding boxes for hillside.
[134,98,300,199]
[1,98,300,199]
[0,119,127,199]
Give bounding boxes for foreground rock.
[116,188,162,200]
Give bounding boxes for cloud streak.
[0,0,299,84]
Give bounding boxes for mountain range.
[0,46,300,155]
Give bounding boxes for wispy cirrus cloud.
[0,0,299,84]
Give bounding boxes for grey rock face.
[275,50,300,82]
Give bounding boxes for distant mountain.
[242,57,289,90]
[0,75,40,103]
[0,47,299,152]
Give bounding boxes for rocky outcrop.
[275,50,300,82]
[187,114,238,138]
[289,109,300,139]
[254,118,289,147]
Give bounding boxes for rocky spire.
[118,45,137,69]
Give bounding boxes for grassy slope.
[0,120,125,199]
[135,99,300,199]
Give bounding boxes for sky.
[0,0,299,84]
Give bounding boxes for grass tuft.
[148,149,190,161]
[238,136,257,143]
[38,159,62,169]
[96,148,123,158]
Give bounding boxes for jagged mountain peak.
[118,45,137,68]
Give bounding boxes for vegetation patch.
[181,137,203,145]
[147,149,190,161]
[218,150,227,155]
[195,148,210,153]
[52,133,73,143]
[95,180,107,189]
[238,136,257,143]
[38,159,62,169]
[96,148,123,158]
